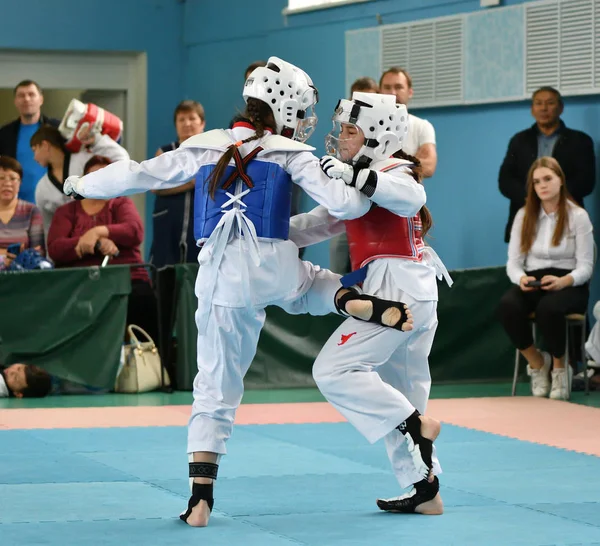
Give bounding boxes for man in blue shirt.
[0,80,59,203]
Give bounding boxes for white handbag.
[115,325,170,393]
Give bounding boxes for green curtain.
[431,267,513,381]
[0,266,130,388]
[175,264,514,390]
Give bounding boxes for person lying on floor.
[0,363,52,398]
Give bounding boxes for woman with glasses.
[0,155,44,268]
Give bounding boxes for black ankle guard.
[397,410,433,470]
[189,462,219,480]
[335,288,410,331]
[179,462,219,524]
[376,477,439,513]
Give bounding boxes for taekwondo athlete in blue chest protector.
[63,57,414,527]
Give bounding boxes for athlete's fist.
[319,156,355,185]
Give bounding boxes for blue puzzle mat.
[1,422,599,545]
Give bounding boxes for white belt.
[195,189,261,334]
[423,246,453,287]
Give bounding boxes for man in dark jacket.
[498,86,596,242]
[0,80,60,204]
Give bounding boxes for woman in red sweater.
[48,155,159,345]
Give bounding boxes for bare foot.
[382,306,413,330]
[184,499,211,527]
[415,493,444,515]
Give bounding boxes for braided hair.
[393,149,433,237]
[206,98,275,199]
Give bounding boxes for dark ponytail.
[206,98,276,199]
[393,149,432,237]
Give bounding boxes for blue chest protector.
[193,159,292,242]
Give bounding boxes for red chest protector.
[344,160,424,271]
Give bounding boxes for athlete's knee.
[312,358,338,393]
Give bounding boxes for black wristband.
[359,170,378,197]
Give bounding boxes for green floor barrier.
[175,264,514,391]
[0,266,130,389]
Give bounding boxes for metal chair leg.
[565,320,571,401]
[512,348,520,396]
[582,316,590,395]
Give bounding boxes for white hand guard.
[319,156,355,185]
[319,155,375,195]
[63,176,85,199]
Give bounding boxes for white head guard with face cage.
[243,56,319,142]
[325,92,409,165]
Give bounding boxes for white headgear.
[243,57,319,142]
[325,92,409,165]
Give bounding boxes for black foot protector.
[335,288,411,331]
[180,462,218,524]
[397,410,434,480]
[376,477,439,513]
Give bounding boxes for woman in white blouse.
[498,156,594,400]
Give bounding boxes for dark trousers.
[150,191,199,268]
[127,280,160,348]
[497,268,589,359]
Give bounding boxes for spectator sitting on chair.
[497,156,594,400]
[0,363,52,398]
[0,156,45,269]
[47,155,159,345]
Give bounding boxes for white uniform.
[585,302,600,364]
[291,160,452,489]
[402,113,436,157]
[35,135,129,235]
[0,373,9,398]
[65,125,372,455]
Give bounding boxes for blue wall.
[183,0,600,310]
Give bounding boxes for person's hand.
[75,228,101,258]
[5,243,25,266]
[77,124,97,147]
[63,176,85,199]
[541,275,568,291]
[519,275,538,292]
[320,156,355,185]
[97,238,119,257]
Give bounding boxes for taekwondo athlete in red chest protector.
[63,59,415,527]
[290,92,453,515]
